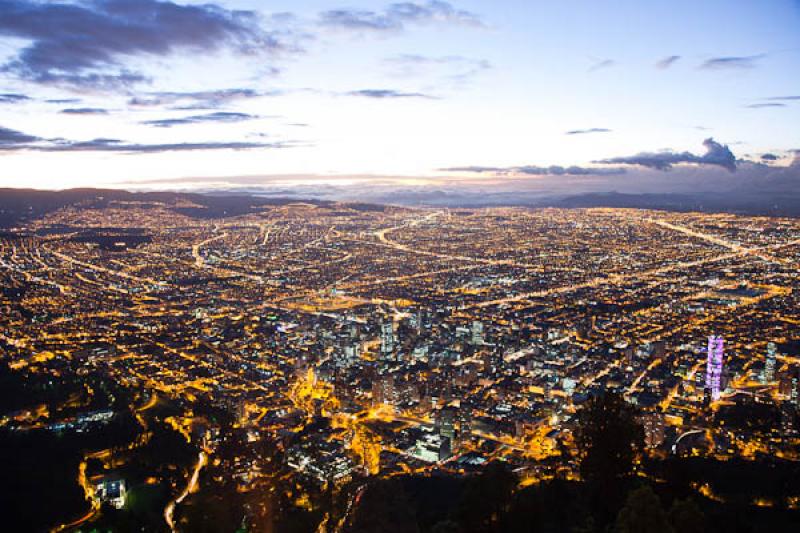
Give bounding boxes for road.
[164,451,208,532]
[51,460,100,532]
[191,232,228,268]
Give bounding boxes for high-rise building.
[471,320,484,345]
[337,343,360,368]
[380,321,394,356]
[436,407,457,442]
[705,335,725,402]
[640,413,666,448]
[372,374,396,405]
[762,342,777,383]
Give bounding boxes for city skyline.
[0,0,798,191]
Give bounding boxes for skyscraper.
[380,321,394,357]
[762,342,777,383]
[705,336,725,401]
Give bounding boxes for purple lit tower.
[705,336,725,401]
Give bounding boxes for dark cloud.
[761,153,779,161]
[745,102,786,109]
[0,93,30,103]
[565,128,612,135]
[0,126,40,145]
[34,138,284,153]
[595,138,737,172]
[439,165,504,173]
[319,1,484,32]
[700,55,764,70]
[142,111,258,128]
[0,125,290,153]
[516,165,626,176]
[60,107,109,115]
[588,59,615,72]
[128,88,268,109]
[46,98,82,104]
[655,55,681,69]
[24,71,150,91]
[346,89,436,99]
[440,165,626,176]
[0,0,288,90]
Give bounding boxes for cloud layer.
[565,128,612,135]
[346,89,436,99]
[0,0,286,89]
[320,1,483,32]
[700,55,764,70]
[596,138,737,172]
[440,165,626,176]
[0,125,287,153]
[142,111,259,128]
[128,89,268,110]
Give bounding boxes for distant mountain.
[2,187,800,227]
[550,191,800,217]
[0,188,336,228]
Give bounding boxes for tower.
[762,342,777,383]
[705,336,725,402]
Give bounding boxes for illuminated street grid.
[2,201,800,499]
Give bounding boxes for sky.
[0,0,798,193]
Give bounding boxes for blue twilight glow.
[0,0,797,189]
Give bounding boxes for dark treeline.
[345,393,800,533]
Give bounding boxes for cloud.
[128,88,269,110]
[142,111,259,128]
[346,89,436,99]
[0,124,291,153]
[760,153,779,161]
[440,165,626,176]
[60,107,109,115]
[46,98,82,104]
[588,59,615,72]
[766,96,800,101]
[565,128,612,135]
[700,55,765,70]
[0,0,289,90]
[319,1,484,32]
[384,54,491,84]
[656,55,681,69]
[0,126,40,145]
[0,93,30,104]
[595,137,737,172]
[745,102,786,109]
[35,139,286,154]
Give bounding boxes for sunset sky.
[0,0,798,191]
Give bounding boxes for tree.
[457,462,517,532]
[614,485,673,533]
[575,392,644,528]
[349,478,419,533]
[668,497,704,533]
[575,392,644,487]
[431,519,462,533]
